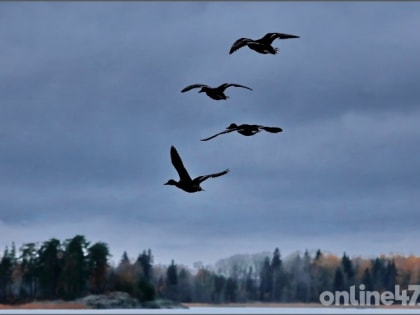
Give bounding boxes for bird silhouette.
[164,146,229,193]
[201,123,283,141]
[229,32,300,55]
[181,83,252,100]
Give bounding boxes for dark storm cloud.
[0,2,419,266]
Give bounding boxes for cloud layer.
[0,2,419,266]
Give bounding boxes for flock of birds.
[164,32,300,193]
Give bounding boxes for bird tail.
[262,127,283,133]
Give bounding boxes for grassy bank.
[0,302,91,309]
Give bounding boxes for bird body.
[181,83,252,100]
[164,146,229,193]
[201,123,283,141]
[229,32,299,55]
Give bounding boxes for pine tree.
[0,248,13,303]
[87,242,110,294]
[37,238,63,299]
[361,267,374,291]
[60,235,89,299]
[19,242,39,298]
[136,249,153,282]
[371,258,386,291]
[333,267,345,292]
[245,266,257,301]
[385,259,397,292]
[341,253,355,289]
[165,259,178,301]
[259,256,272,301]
[114,251,135,295]
[271,248,286,301]
[213,274,225,303]
[224,277,237,302]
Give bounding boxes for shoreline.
[1,301,420,310]
[184,302,420,309]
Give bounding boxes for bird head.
[164,179,177,186]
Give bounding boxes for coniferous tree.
[371,258,386,291]
[341,253,355,289]
[224,277,237,302]
[245,266,257,301]
[361,267,374,291]
[259,256,272,301]
[136,249,153,282]
[37,238,63,299]
[213,274,225,303]
[165,259,178,301]
[385,259,397,292]
[19,243,39,299]
[60,235,89,299]
[271,248,286,301]
[297,249,312,302]
[87,242,110,294]
[0,248,13,302]
[114,251,135,295]
[333,267,345,292]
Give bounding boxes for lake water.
[1,307,420,315]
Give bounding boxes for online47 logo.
[320,285,420,306]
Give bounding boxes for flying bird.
[164,146,229,193]
[201,123,283,141]
[229,32,300,55]
[181,83,252,100]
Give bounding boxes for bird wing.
[181,84,210,93]
[229,38,254,54]
[261,126,283,133]
[170,146,192,181]
[218,83,253,91]
[194,169,230,184]
[259,32,300,44]
[200,128,236,141]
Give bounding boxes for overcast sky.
[0,2,419,267]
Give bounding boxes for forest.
[0,234,419,305]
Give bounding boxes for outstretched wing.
[218,83,253,91]
[261,126,283,133]
[170,146,192,181]
[229,38,254,54]
[200,128,236,141]
[194,169,230,184]
[259,32,300,44]
[181,84,210,93]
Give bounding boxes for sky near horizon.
[0,2,419,267]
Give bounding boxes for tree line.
[0,234,419,305]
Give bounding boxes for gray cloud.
[0,2,419,267]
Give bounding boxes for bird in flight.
[164,146,230,193]
[229,32,300,55]
[181,83,252,100]
[201,123,283,141]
